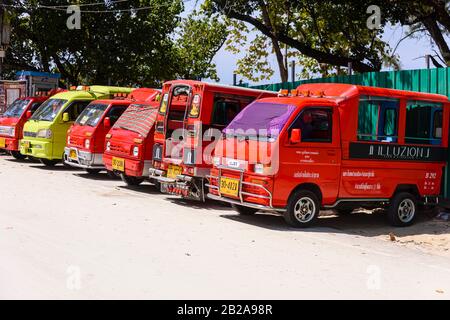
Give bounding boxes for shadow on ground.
[166,197,233,211]
[220,208,450,239]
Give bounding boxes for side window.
[357,97,399,142]
[107,105,128,126]
[65,101,91,121]
[30,102,41,112]
[211,99,240,126]
[405,100,443,145]
[290,108,333,143]
[433,110,443,139]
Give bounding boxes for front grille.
[110,144,129,155]
[23,131,37,138]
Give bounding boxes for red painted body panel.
[209,84,450,209]
[0,92,58,152]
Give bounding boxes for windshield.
[3,99,30,118]
[224,102,297,139]
[113,104,157,137]
[75,103,108,127]
[31,99,68,121]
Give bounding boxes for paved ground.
[0,153,449,299]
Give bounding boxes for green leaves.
[3,0,226,86]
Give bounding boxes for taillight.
[183,148,196,165]
[188,94,201,118]
[153,144,162,160]
[187,124,195,137]
[156,121,164,133]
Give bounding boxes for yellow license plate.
[220,177,240,197]
[23,141,30,149]
[167,164,183,179]
[70,150,77,160]
[112,157,125,171]
[0,138,5,148]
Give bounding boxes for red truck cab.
[207,84,449,228]
[149,80,276,200]
[0,89,63,159]
[63,91,145,174]
[103,88,161,185]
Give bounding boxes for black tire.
[335,208,354,215]
[153,180,162,191]
[284,189,320,228]
[106,170,117,178]
[387,192,417,227]
[231,204,258,215]
[120,173,144,186]
[10,151,27,160]
[85,169,101,174]
[40,158,59,166]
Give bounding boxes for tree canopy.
[2,0,228,86]
[205,0,449,82]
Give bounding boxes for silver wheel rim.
[398,199,415,223]
[294,197,316,223]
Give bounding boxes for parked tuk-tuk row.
[0,81,448,228]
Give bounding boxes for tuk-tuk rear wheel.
[120,173,144,186]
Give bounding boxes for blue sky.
[184,1,445,86]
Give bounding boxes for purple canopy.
[224,102,297,137]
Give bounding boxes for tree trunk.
[259,0,288,82]
[422,17,450,66]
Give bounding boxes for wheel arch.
[289,183,323,204]
[392,184,420,199]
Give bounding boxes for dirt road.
[1,154,449,299]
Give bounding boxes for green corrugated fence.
[246,67,450,199]
[248,68,450,97]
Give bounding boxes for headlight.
[213,156,221,167]
[133,146,139,157]
[85,139,90,149]
[0,126,15,137]
[106,141,111,151]
[254,163,264,174]
[36,129,52,139]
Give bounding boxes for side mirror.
[290,128,301,144]
[62,112,70,122]
[104,117,111,128]
[26,110,33,119]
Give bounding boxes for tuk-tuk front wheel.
[387,192,417,227]
[232,204,258,215]
[10,151,27,160]
[40,158,60,167]
[284,190,320,228]
[86,169,101,174]
[120,173,144,186]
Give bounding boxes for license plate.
[112,157,125,171]
[69,149,78,160]
[0,138,5,148]
[167,164,183,179]
[23,141,30,149]
[220,177,240,197]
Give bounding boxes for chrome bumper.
[205,166,284,212]
[64,147,104,169]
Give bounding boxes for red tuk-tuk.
[207,84,449,228]
[149,80,277,200]
[64,89,159,174]
[103,89,161,185]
